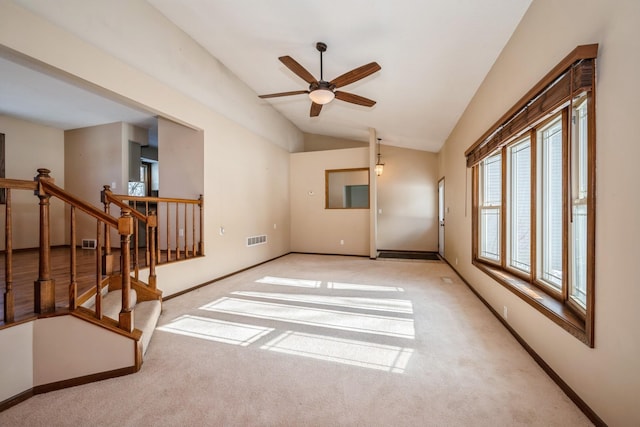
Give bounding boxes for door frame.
[438,177,445,258]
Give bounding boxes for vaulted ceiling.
[1,1,532,152]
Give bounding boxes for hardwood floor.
[0,247,115,324]
[1,246,191,325]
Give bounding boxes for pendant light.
[375,138,385,176]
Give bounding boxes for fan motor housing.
[309,80,335,92]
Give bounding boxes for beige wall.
[33,316,135,386]
[0,114,65,249]
[439,0,640,424]
[303,132,368,152]
[0,316,136,402]
[64,122,126,245]
[376,145,438,252]
[0,322,33,403]
[157,117,203,199]
[290,147,370,256]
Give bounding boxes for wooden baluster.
[156,202,161,263]
[69,206,77,310]
[199,195,204,256]
[4,188,14,323]
[101,185,113,275]
[175,202,180,260]
[34,168,55,314]
[166,203,171,261]
[95,219,103,319]
[145,201,150,266]
[192,202,196,257]
[184,202,188,257]
[133,201,139,281]
[148,211,157,290]
[118,209,134,332]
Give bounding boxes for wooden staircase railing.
[0,169,158,333]
[101,187,204,274]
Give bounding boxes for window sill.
[473,260,591,346]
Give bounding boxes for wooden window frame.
[505,135,532,278]
[468,45,597,347]
[477,153,502,264]
[324,168,371,210]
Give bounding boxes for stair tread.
[101,289,138,320]
[79,288,160,356]
[135,300,162,355]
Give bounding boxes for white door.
[438,178,445,258]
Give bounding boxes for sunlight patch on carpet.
[261,331,414,373]
[255,276,321,288]
[157,315,273,346]
[200,297,415,339]
[327,282,405,292]
[231,291,413,314]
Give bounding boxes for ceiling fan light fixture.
[257,42,381,117]
[309,88,335,105]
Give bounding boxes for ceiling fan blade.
[334,91,377,107]
[279,56,318,84]
[310,102,323,117]
[258,90,309,99]
[330,62,381,88]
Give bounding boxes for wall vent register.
[81,239,97,250]
[247,235,267,247]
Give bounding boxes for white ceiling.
[0,54,156,131]
[1,1,532,153]
[148,0,532,152]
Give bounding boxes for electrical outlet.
[273,223,277,230]
[503,306,508,319]
[455,257,458,266]
[219,227,225,236]
[179,228,184,237]
[340,240,344,245]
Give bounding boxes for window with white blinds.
[469,54,596,347]
[570,98,589,308]
[479,153,502,262]
[507,138,531,273]
[539,118,564,291]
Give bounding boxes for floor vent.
[247,235,267,247]
[81,239,97,250]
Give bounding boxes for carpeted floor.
[0,254,590,426]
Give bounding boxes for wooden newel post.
[118,209,134,332]
[148,211,157,290]
[34,168,56,314]
[101,185,114,274]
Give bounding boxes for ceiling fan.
[258,42,381,117]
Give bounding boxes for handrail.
[41,180,118,228]
[102,190,147,222]
[0,178,37,190]
[110,194,201,205]
[102,186,204,265]
[1,169,153,334]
